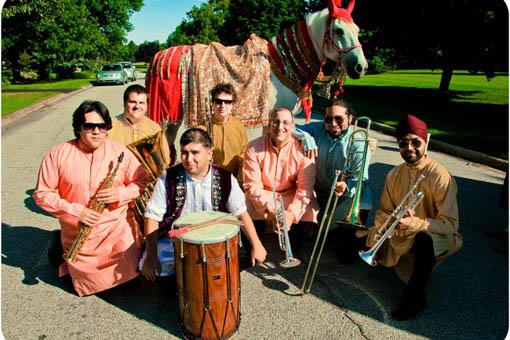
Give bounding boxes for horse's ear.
[327,0,355,23]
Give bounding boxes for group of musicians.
[34,82,462,321]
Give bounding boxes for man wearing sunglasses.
[364,114,462,320]
[34,100,147,296]
[203,83,248,184]
[293,99,372,261]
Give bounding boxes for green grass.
[7,78,93,90]
[317,69,509,159]
[134,62,148,74]
[2,92,60,116]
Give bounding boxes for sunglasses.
[398,138,422,149]
[81,122,109,133]
[324,115,345,124]
[213,98,233,105]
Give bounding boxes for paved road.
[2,78,508,339]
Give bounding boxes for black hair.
[210,83,237,103]
[72,100,112,139]
[180,128,213,148]
[325,98,356,119]
[123,84,147,105]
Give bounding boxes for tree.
[220,0,307,45]
[134,40,162,63]
[166,0,230,46]
[1,0,143,80]
[354,0,508,92]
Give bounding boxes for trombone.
[271,184,301,268]
[358,174,426,266]
[340,116,371,227]
[301,117,371,294]
[301,169,345,294]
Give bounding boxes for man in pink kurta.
[243,107,319,248]
[34,100,147,296]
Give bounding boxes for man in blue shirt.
[294,99,372,262]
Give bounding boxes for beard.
[402,149,424,164]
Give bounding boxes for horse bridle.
[323,18,362,58]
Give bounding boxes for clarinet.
[63,152,125,262]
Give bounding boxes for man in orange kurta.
[34,100,147,296]
[243,107,319,249]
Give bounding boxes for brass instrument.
[301,117,372,293]
[127,131,169,231]
[340,116,371,227]
[64,152,124,262]
[301,170,343,294]
[358,174,426,266]
[271,183,301,268]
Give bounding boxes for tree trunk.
[439,66,453,94]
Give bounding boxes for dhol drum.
[173,211,241,340]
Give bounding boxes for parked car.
[96,63,128,85]
[120,61,136,81]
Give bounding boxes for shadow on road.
[244,161,508,338]
[1,222,182,336]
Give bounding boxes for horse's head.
[322,0,367,79]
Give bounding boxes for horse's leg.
[163,119,183,165]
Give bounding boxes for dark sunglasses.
[82,122,109,133]
[398,138,422,149]
[324,115,345,124]
[213,98,233,105]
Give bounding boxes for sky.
[127,0,205,44]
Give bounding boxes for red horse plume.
[327,0,355,22]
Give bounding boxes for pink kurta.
[243,135,319,223]
[34,139,147,296]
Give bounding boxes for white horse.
[146,0,367,145]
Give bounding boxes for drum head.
[173,211,240,244]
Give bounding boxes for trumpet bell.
[280,257,301,268]
[358,250,377,266]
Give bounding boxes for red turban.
[395,114,428,142]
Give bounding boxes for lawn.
[2,92,60,116]
[319,69,509,159]
[6,78,93,91]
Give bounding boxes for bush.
[70,72,89,79]
[369,56,391,74]
[55,63,75,79]
[2,69,12,87]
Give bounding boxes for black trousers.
[336,229,436,296]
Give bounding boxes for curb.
[369,121,508,172]
[2,84,94,130]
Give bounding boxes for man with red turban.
[363,114,463,320]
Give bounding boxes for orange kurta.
[34,139,147,296]
[242,135,319,223]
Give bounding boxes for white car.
[120,61,137,81]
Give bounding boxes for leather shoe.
[391,293,427,321]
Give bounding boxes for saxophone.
[63,152,125,262]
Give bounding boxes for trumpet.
[340,116,371,227]
[359,174,426,266]
[271,184,301,268]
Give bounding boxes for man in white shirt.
[141,128,267,281]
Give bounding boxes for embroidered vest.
[159,164,232,238]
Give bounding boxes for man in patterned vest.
[141,128,267,281]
